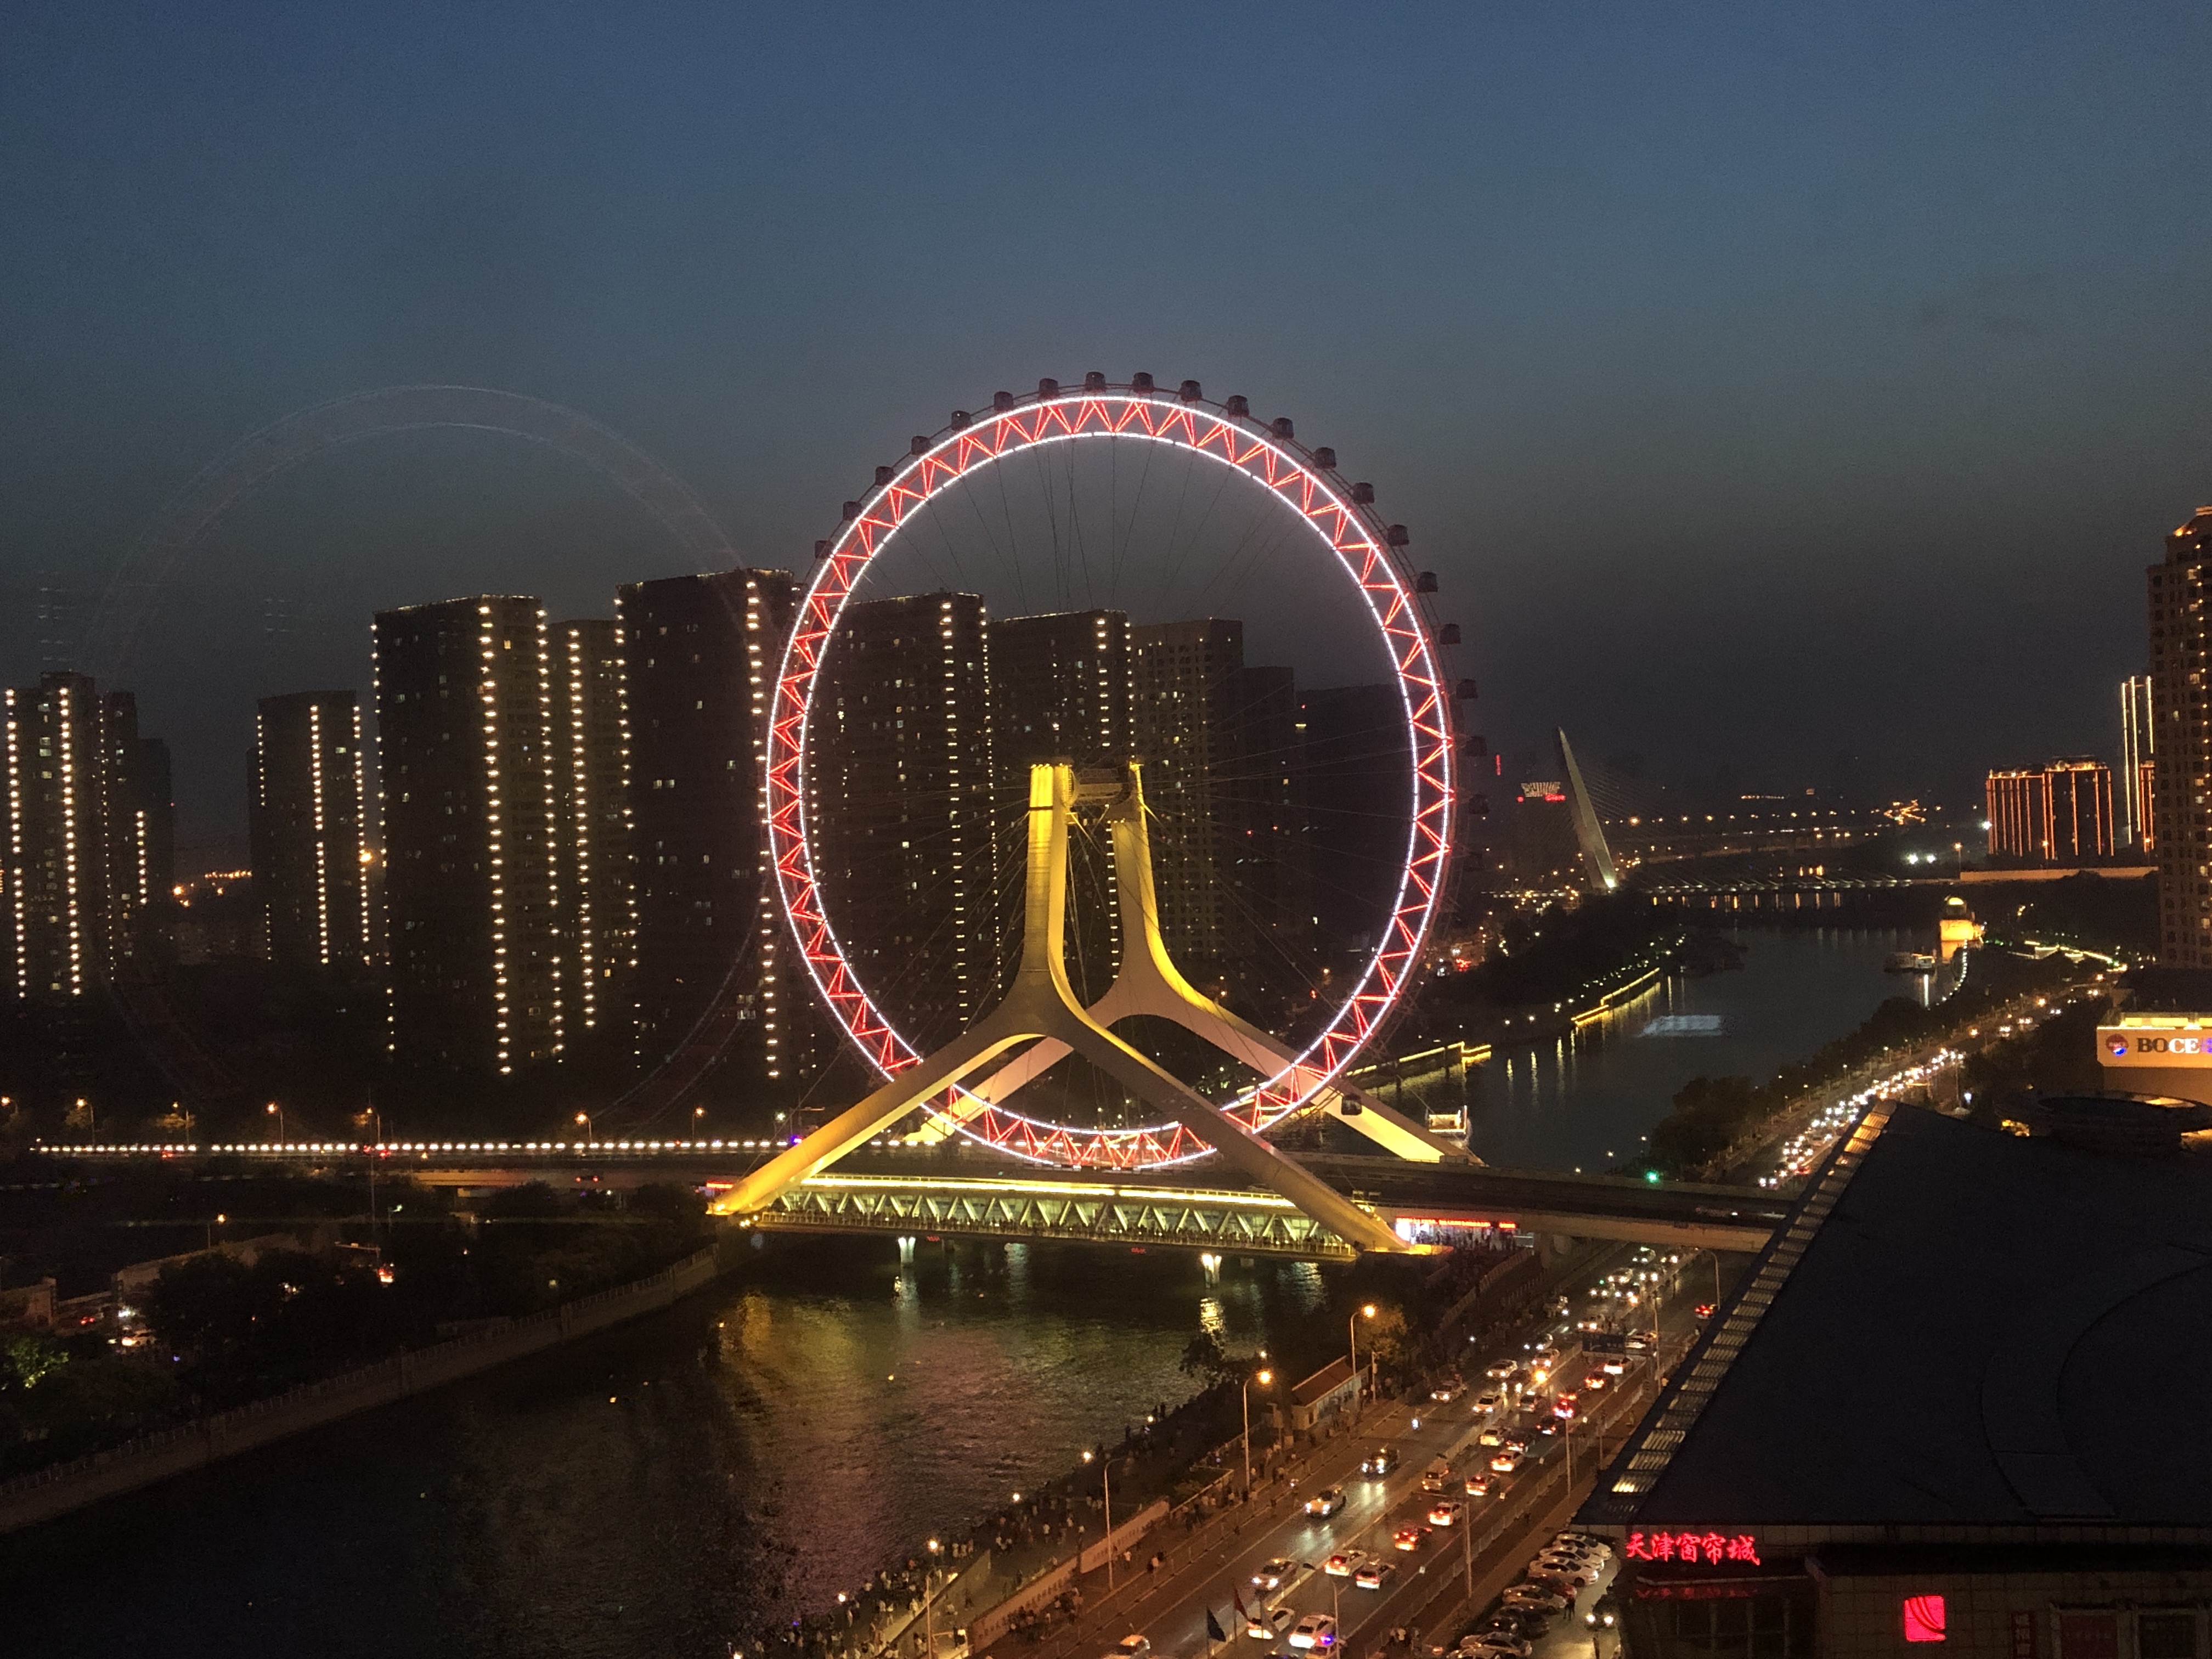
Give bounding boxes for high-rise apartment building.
[619,568,803,1080]
[2153,509,2212,963]
[989,608,1133,1001]
[1131,619,1245,964]
[374,596,564,1073]
[1128,620,1309,989]
[250,691,371,969]
[1986,759,2114,864]
[1300,684,1414,959]
[2121,674,2155,849]
[1985,769,2047,861]
[2046,758,2115,862]
[810,591,994,1051]
[1,673,167,997]
[551,619,630,1038]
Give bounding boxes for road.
[1006,1250,1711,1659]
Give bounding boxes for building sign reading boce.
[2100,1024,2212,1065]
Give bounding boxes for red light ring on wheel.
[771,388,1455,1168]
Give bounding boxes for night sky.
[4,2,2208,848]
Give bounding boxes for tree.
[1178,1331,1233,1384]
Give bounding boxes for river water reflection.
[1,927,1925,1658]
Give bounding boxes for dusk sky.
[4,2,2208,846]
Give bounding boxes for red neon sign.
[1623,1532,1762,1566]
[1903,1595,1946,1643]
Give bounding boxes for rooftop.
[1588,1105,2212,1530]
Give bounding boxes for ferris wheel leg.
[708,1014,1037,1216]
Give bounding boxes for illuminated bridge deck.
[36,1143,1789,1256]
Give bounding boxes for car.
[1392,1525,1431,1551]
[1538,1548,1601,1575]
[1288,1615,1338,1651]
[1483,1359,1516,1381]
[1695,1302,1716,1321]
[1251,1558,1297,1590]
[1503,1432,1531,1454]
[1304,1487,1347,1518]
[1474,1390,1504,1414]
[1584,1594,1621,1632]
[1431,1378,1465,1403]
[1624,1334,1651,1353]
[1533,1415,1560,1437]
[1601,1355,1627,1375]
[1463,1472,1492,1498]
[1582,1370,1609,1391]
[1245,1608,1296,1640]
[1460,1638,1531,1659]
[1530,1345,1561,1370]
[1530,1563,1594,1593]
[1353,1561,1396,1590]
[1555,1533,1611,1559]
[1323,1550,1368,1578]
[1489,1449,1522,1473]
[1524,1393,1550,1417]
[1501,1586,1568,1615]
[1554,1393,1579,1420]
[1361,1444,1398,1476]
[1477,1425,1505,1447]
[1427,1500,1465,1526]
[1101,1638,1152,1659]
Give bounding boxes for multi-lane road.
[1017,1248,1709,1659]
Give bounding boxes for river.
[0,926,1921,1658]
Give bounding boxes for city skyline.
[7,7,2209,840]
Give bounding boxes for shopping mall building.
[1578,1100,2212,1657]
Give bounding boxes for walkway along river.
[0,926,1925,1659]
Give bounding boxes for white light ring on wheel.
[771,388,1456,1168]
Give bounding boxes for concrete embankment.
[0,1240,732,1534]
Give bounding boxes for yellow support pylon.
[711,764,1412,1254]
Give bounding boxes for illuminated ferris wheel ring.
[771,380,1458,1169]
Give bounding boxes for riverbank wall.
[0,1239,733,1534]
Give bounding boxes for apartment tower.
[250,690,371,969]
[2153,509,2212,963]
[619,568,803,1080]
[374,596,563,1073]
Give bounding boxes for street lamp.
[266,1101,284,1144]
[1086,1447,1125,1594]
[575,1110,595,1147]
[922,1537,943,1659]
[1242,1367,1273,1494]
[1348,1304,1376,1414]
[693,1104,707,1138]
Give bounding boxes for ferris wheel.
[772,375,1465,1172]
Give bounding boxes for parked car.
[1501,1586,1568,1615]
